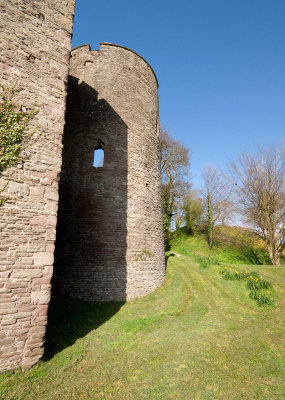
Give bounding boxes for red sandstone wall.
[0,0,75,371]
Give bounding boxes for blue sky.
[72,0,285,188]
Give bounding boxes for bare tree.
[159,128,191,240]
[201,166,233,248]
[230,144,285,265]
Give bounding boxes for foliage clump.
[195,255,220,268]
[246,275,271,290]
[220,266,273,305]
[134,248,154,261]
[0,83,38,205]
[182,191,204,234]
[0,83,38,174]
[249,290,273,305]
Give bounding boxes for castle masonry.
[53,43,165,301]
[0,3,165,373]
[0,0,75,371]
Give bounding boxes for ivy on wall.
[0,83,38,204]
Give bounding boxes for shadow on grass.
[165,253,175,271]
[44,297,124,360]
[240,247,263,265]
[238,246,271,265]
[165,240,171,252]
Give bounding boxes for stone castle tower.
[53,43,165,301]
[0,2,164,372]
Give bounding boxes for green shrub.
[220,267,273,306]
[220,267,251,281]
[249,290,273,305]
[196,255,220,268]
[247,276,271,290]
[199,257,211,269]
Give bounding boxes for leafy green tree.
[182,191,204,234]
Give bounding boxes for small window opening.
[93,148,104,168]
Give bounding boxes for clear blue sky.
[72,0,285,188]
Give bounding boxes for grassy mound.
[170,225,285,265]
[1,233,285,399]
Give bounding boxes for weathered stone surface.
[53,43,165,301]
[0,0,75,372]
[47,215,57,227]
[34,253,54,267]
[17,257,34,265]
[29,215,47,226]
[29,186,45,199]
[8,182,27,195]
[32,305,49,318]
[30,291,50,305]
[0,5,165,374]
[10,269,43,279]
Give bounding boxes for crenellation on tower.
[53,42,165,301]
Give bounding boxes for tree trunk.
[207,193,213,249]
[268,246,280,265]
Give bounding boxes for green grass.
[170,226,285,265]
[1,233,285,399]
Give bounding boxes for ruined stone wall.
[53,43,165,301]
[0,0,75,371]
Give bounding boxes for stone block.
[34,252,54,266]
[8,181,27,195]
[47,215,57,227]
[0,303,15,310]
[6,282,27,289]
[45,190,59,201]
[29,186,44,199]
[11,269,42,279]
[17,257,34,265]
[31,277,51,286]
[29,325,46,334]
[29,215,47,226]
[0,319,16,326]
[33,305,48,318]
[45,244,55,253]
[0,337,15,346]
[0,345,17,356]
[45,170,59,181]
[15,312,33,319]
[31,290,50,305]
[46,228,56,240]
[24,347,43,358]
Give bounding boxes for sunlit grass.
[170,226,285,266]
[1,233,285,399]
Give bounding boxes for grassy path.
[1,253,285,399]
